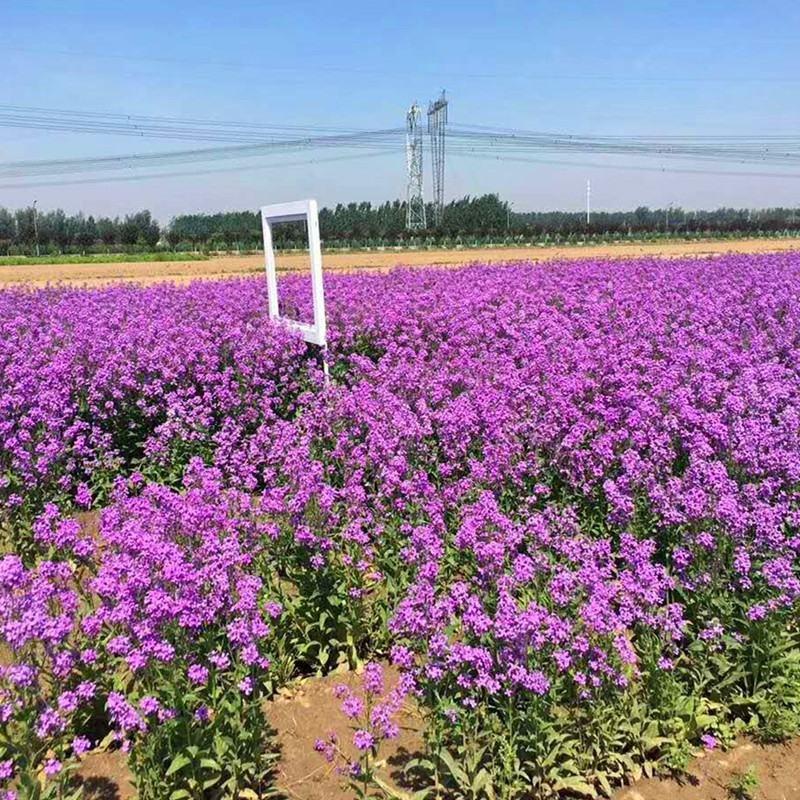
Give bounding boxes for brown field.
[3,237,800,288]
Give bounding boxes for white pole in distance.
[586,179,591,226]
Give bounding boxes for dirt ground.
[76,667,423,800]
[4,237,800,287]
[74,676,800,800]
[613,739,800,800]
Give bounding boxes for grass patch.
[0,252,210,266]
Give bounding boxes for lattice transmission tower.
[427,91,448,226]
[405,103,426,230]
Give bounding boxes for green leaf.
[597,772,613,798]
[202,774,222,790]
[553,776,598,798]
[166,752,192,776]
[438,749,469,786]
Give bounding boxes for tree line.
[2,196,800,255]
[0,207,160,254]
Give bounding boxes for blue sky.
[3,0,800,220]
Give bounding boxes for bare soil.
[74,666,423,800]
[3,238,800,287]
[613,739,800,800]
[74,731,800,800]
[269,666,423,800]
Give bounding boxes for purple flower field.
[2,253,800,798]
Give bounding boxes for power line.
[452,151,800,180]
[0,105,370,145]
[0,129,404,179]
[0,150,395,190]
[4,146,798,191]
[8,46,800,85]
[3,104,800,169]
[2,103,800,186]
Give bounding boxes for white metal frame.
[260,198,327,348]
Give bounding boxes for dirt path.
[3,238,800,287]
[613,739,800,800]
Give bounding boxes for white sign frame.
[260,198,327,348]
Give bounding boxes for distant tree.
[0,208,15,253]
[75,215,98,251]
[96,217,119,247]
[14,208,36,251]
[120,211,159,247]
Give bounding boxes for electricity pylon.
[427,91,448,226]
[405,103,426,230]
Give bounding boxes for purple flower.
[75,483,93,508]
[43,759,62,776]
[36,708,64,738]
[72,736,92,756]
[314,738,336,763]
[208,651,230,670]
[701,734,718,751]
[6,252,800,796]
[362,663,384,696]
[187,664,209,686]
[107,692,146,736]
[139,696,161,716]
[352,730,375,752]
[341,695,365,719]
[57,691,78,714]
[348,761,362,777]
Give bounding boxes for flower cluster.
[81,461,281,757]
[0,555,96,797]
[1,462,284,798]
[389,497,685,700]
[0,280,307,521]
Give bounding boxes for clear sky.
[3,0,800,221]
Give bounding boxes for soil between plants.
[73,668,800,800]
[75,667,424,800]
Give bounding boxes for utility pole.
[405,103,426,231]
[586,180,591,225]
[32,200,40,257]
[427,91,448,227]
